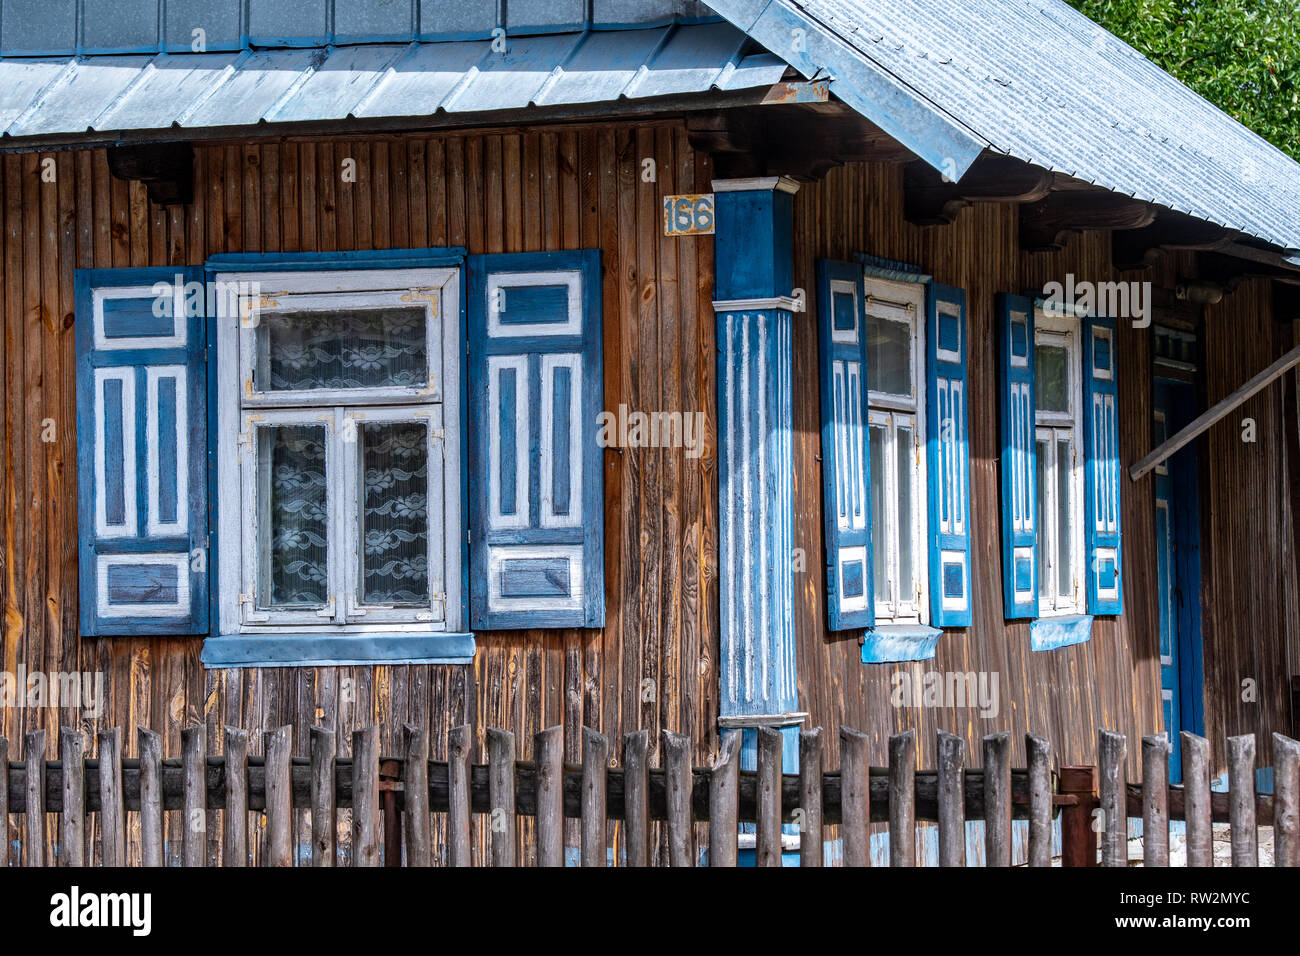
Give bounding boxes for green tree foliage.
[1067,0,1300,160]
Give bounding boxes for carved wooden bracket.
[1111,210,1233,270]
[1019,188,1157,252]
[106,142,194,206]
[903,154,1052,225]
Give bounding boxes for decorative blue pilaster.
[713,177,804,864]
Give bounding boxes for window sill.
[861,625,942,664]
[1029,615,1093,652]
[200,632,476,668]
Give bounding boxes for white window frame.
[1034,308,1086,617]
[216,267,463,636]
[864,276,928,626]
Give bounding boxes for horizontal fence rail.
[0,725,1294,866]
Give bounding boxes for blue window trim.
[853,253,932,284]
[201,633,476,668]
[861,625,943,664]
[1029,614,1093,652]
[201,247,473,667]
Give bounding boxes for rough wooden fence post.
[310,726,336,867]
[0,737,8,868]
[889,729,916,867]
[487,728,515,868]
[138,728,163,868]
[1227,734,1257,867]
[623,730,650,867]
[983,732,1011,867]
[1274,733,1300,867]
[1141,735,1171,867]
[1026,733,1052,868]
[581,727,609,868]
[709,731,741,867]
[663,730,694,867]
[840,726,870,867]
[99,727,125,867]
[405,724,432,868]
[60,729,85,867]
[448,724,473,867]
[264,726,292,867]
[25,729,46,867]
[224,727,249,867]
[181,725,206,867]
[756,727,783,867]
[798,727,823,868]
[535,726,563,867]
[352,726,380,867]
[1181,732,1212,867]
[937,731,965,867]
[1098,729,1127,868]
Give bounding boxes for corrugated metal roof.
[0,22,788,140]
[706,0,1300,253]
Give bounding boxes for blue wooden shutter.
[468,251,605,629]
[816,260,874,630]
[925,283,972,627]
[1083,314,1122,614]
[997,293,1039,619]
[75,267,209,636]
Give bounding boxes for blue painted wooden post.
[713,177,804,865]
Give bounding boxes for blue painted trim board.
[861,625,942,663]
[201,633,477,668]
[997,293,1039,619]
[1030,614,1093,651]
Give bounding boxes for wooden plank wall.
[790,160,1295,778]
[0,122,719,864]
[0,118,1294,863]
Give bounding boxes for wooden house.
[1,0,1298,863]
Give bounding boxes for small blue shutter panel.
[925,283,972,627]
[75,267,209,636]
[1083,314,1122,614]
[468,251,605,629]
[997,293,1039,619]
[815,260,874,630]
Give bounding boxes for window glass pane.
[257,307,428,391]
[258,424,328,608]
[865,314,912,397]
[358,422,430,606]
[870,424,889,606]
[896,425,914,606]
[1036,438,1050,600]
[1056,437,1073,601]
[1035,344,1069,413]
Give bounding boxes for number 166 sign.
[663,194,715,236]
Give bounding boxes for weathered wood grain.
[1141,735,1170,867]
[888,729,916,867]
[138,728,163,868]
[1274,733,1300,867]
[98,727,125,867]
[756,727,783,867]
[708,731,740,867]
[264,726,292,867]
[181,725,205,867]
[623,730,650,867]
[448,724,472,867]
[983,732,1011,867]
[663,730,694,866]
[24,730,45,867]
[352,726,379,867]
[840,725,870,867]
[0,737,7,868]
[224,726,249,867]
[937,730,965,867]
[59,729,85,867]
[1026,733,1051,868]
[581,727,609,867]
[405,723,432,867]
[535,726,563,867]
[310,725,336,867]
[1228,734,1257,867]
[798,726,823,867]
[1098,729,1127,868]
[1182,732,1212,867]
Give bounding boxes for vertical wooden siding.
[0,124,719,864]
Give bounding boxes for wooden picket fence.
[0,723,1295,866]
